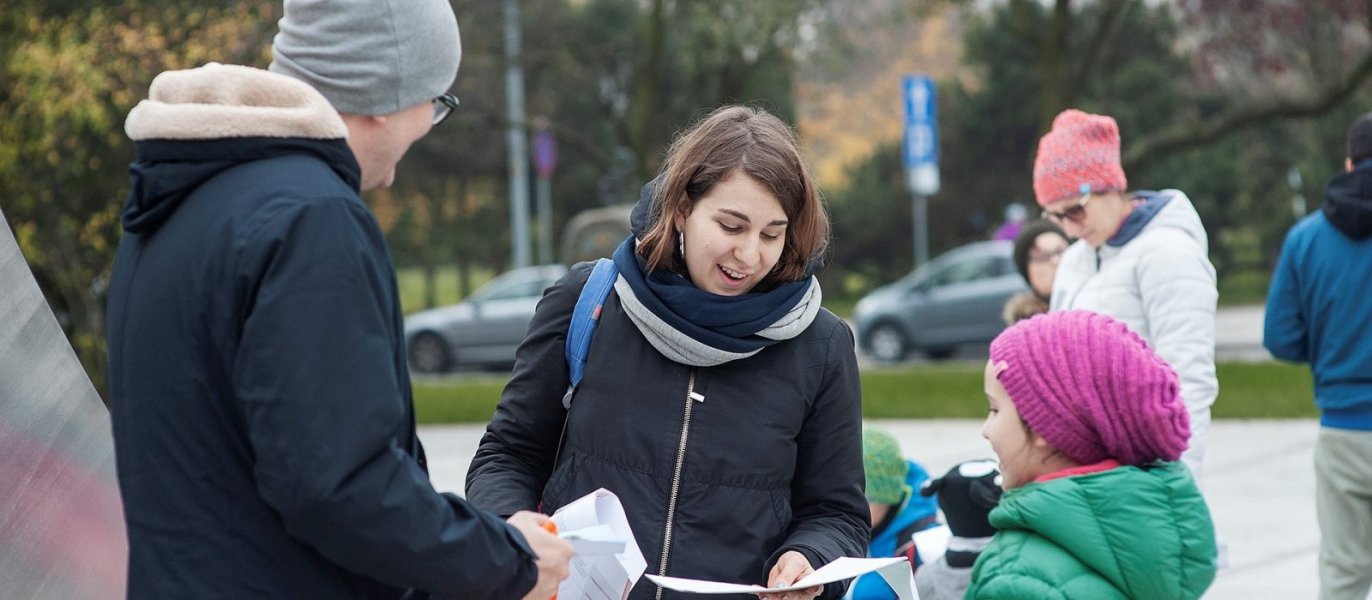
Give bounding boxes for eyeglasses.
[1028,247,1066,264]
[1041,192,1092,224]
[432,93,460,126]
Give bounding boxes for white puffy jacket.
[1050,190,1218,481]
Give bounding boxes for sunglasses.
[1041,192,1092,224]
[432,93,460,126]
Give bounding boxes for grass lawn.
[396,266,496,316]
[413,360,1316,424]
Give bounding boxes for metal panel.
[0,209,127,598]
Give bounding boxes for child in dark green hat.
[851,426,940,600]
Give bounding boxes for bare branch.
[1123,49,1372,171]
[1069,0,1131,99]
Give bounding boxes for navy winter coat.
[466,263,870,599]
[108,65,537,599]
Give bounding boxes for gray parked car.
[404,264,567,373]
[853,240,1026,361]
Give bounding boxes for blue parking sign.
[902,75,939,195]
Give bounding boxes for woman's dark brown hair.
[638,105,830,286]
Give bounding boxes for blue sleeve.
[233,197,536,598]
[1263,230,1309,363]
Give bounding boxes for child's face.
[981,359,1058,490]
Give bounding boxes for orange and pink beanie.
[1032,109,1128,206]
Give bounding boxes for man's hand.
[507,511,574,600]
[757,550,822,600]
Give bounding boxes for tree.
[0,1,279,397]
[388,0,850,303]
[988,0,1372,170]
[825,0,1372,300]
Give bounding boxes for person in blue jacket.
[848,427,939,600]
[105,1,570,598]
[1264,112,1372,600]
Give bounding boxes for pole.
[536,176,553,265]
[503,0,531,269]
[913,193,929,268]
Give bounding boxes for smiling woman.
[676,174,787,296]
[466,105,869,600]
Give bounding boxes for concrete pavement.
[1215,304,1270,362]
[421,418,1327,599]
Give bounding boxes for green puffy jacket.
[965,462,1217,599]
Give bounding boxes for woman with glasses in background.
[1031,109,1219,488]
[1002,219,1069,324]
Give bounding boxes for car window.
[924,255,1002,289]
[995,256,1016,276]
[480,277,546,302]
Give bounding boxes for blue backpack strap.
[562,258,618,409]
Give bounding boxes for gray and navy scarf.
[610,236,821,366]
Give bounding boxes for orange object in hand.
[543,521,558,600]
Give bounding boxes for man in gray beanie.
[268,0,463,190]
[108,0,571,598]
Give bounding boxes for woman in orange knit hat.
[1032,109,1218,486]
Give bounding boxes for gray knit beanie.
[269,0,461,116]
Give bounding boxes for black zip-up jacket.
[108,64,536,599]
[466,263,869,599]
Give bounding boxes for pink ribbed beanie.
[1033,109,1128,206]
[988,310,1190,466]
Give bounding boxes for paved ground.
[1214,304,1270,362]
[422,418,1330,600]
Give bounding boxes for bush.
[413,361,1317,424]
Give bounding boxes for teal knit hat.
[863,427,912,505]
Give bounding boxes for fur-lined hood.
[121,64,359,234]
[125,63,346,141]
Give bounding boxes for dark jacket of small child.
[913,460,1001,600]
[849,460,939,600]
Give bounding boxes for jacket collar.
[1107,192,1171,247]
[121,64,359,234]
[125,63,347,142]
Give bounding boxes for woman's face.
[1042,191,1130,248]
[1026,232,1069,298]
[981,360,1057,490]
[676,172,788,296]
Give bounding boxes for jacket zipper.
[655,370,704,600]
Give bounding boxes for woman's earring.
[677,230,685,257]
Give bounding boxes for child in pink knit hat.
[965,310,1218,599]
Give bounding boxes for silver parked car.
[404,264,567,373]
[853,240,1026,361]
